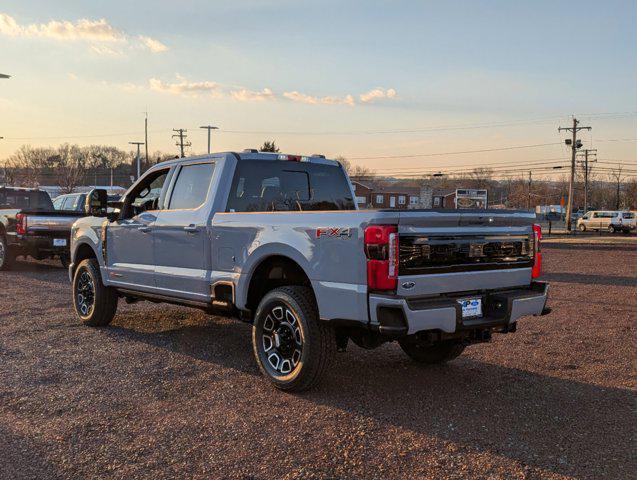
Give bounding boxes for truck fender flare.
[236,243,313,310]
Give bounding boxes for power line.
[372,157,570,173]
[347,142,563,160]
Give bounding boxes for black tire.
[60,253,70,269]
[0,235,14,271]
[398,338,465,364]
[252,286,334,391]
[578,224,586,232]
[72,258,117,326]
[609,225,616,234]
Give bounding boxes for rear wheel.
[0,236,14,271]
[72,258,117,326]
[609,225,616,234]
[578,224,586,232]
[252,286,334,391]
[398,337,465,364]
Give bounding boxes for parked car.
[0,187,87,270]
[577,210,635,233]
[611,211,636,233]
[69,151,550,391]
[53,192,122,213]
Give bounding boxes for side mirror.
[84,189,108,217]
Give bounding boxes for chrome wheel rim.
[0,240,5,267]
[76,270,95,317]
[261,305,303,375]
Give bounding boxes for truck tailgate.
[24,212,83,234]
[396,210,536,296]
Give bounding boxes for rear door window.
[168,163,215,210]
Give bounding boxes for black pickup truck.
[0,187,84,270]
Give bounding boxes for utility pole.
[129,141,145,179]
[172,129,191,158]
[199,125,219,154]
[527,170,532,210]
[558,118,591,232]
[576,148,597,213]
[144,112,149,166]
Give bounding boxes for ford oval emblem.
[402,281,416,289]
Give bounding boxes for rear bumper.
[369,281,550,336]
[8,233,69,256]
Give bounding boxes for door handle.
[184,224,199,233]
[138,226,152,233]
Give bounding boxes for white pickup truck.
[69,151,550,390]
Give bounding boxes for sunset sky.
[1,0,636,177]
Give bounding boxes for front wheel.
[252,286,334,391]
[398,338,465,364]
[609,225,616,234]
[72,258,118,326]
[578,224,586,232]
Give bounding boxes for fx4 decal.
[315,227,352,238]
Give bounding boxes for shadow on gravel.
[106,319,259,376]
[102,314,634,479]
[0,424,63,480]
[542,272,637,287]
[318,354,635,479]
[1,260,68,284]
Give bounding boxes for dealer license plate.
[53,238,67,247]
[458,298,482,318]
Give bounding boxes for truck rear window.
[0,190,53,210]
[226,160,354,212]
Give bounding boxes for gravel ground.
[0,243,635,479]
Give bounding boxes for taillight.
[364,225,398,291]
[16,213,27,235]
[277,154,302,162]
[532,223,542,279]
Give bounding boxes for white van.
[577,210,636,233]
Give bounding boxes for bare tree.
[54,144,86,194]
[336,156,375,180]
[625,178,637,209]
[5,145,53,187]
[467,167,494,189]
[608,165,624,210]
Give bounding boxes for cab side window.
[168,163,215,210]
[122,169,170,219]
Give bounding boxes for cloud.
[149,76,223,97]
[0,13,123,42]
[283,91,355,106]
[230,88,275,102]
[359,87,397,103]
[138,35,168,53]
[90,44,121,56]
[0,13,167,53]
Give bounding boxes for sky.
[0,0,636,178]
